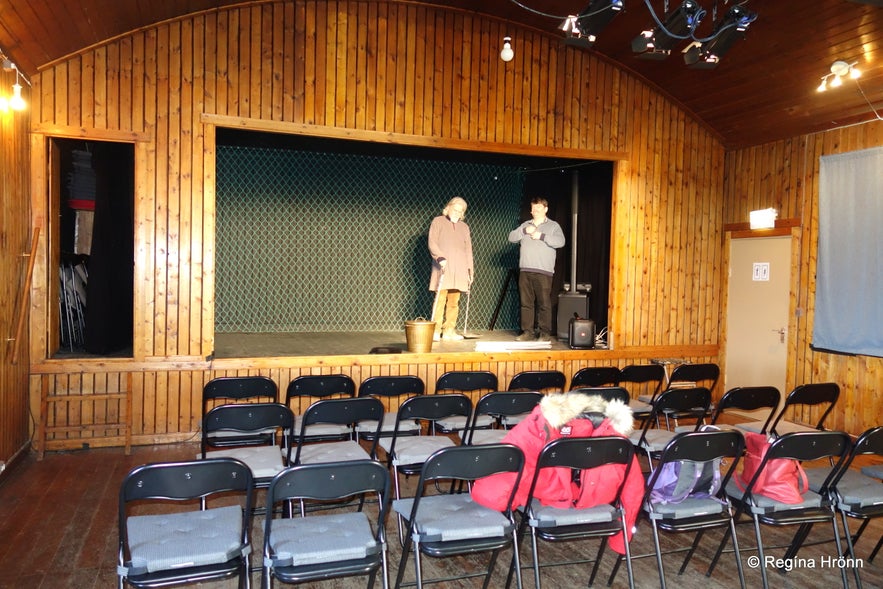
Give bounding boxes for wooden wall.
[0,68,33,466]
[723,121,883,436]
[24,0,730,452]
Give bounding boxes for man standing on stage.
[508,196,566,341]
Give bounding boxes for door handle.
[772,328,786,343]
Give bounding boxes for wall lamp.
[560,0,624,49]
[632,0,705,59]
[817,60,860,92]
[684,5,757,69]
[500,36,515,62]
[0,48,29,111]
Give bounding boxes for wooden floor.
[0,441,881,589]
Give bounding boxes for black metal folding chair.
[570,366,621,389]
[392,444,525,589]
[356,375,425,441]
[202,375,279,448]
[712,385,781,434]
[433,370,498,436]
[118,458,254,589]
[466,391,544,446]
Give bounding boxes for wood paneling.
[26,1,727,450]
[723,120,883,436]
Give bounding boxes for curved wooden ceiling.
[1,0,881,148]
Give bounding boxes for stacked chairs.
[392,444,525,589]
[117,458,254,589]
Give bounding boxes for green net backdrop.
[215,146,524,333]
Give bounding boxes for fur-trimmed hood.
[538,392,634,436]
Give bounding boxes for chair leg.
[679,529,705,574]
[588,537,608,586]
[830,516,849,589]
[530,527,542,589]
[839,511,863,589]
[394,530,415,589]
[869,534,883,562]
[783,522,814,561]
[481,548,502,589]
[752,515,770,589]
[650,520,668,589]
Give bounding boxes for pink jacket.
[471,392,644,554]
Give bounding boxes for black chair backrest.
[436,370,498,393]
[508,370,566,392]
[770,382,839,433]
[420,444,524,483]
[710,386,781,432]
[647,430,745,494]
[267,459,389,503]
[201,402,294,459]
[668,363,720,391]
[473,391,544,419]
[358,375,425,398]
[538,436,634,471]
[121,457,254,504]
[618,364,666,401]
[570,366,621,389]
[202,376,278,413]
[396,393,472,425]
[635,387,712,443]
[299,396,384,430]
[570,386,631,406]
[286,374,356,404]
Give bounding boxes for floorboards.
[0,442,880,588]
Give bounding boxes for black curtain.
[84,142,134,354]
[522,162,612,332]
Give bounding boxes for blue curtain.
[814,147,883,357]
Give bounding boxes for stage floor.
[213,329,579,358]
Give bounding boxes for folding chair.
[262,460,391,589]
[200,403,294,505]
[517,437,637,589]
[289,396,384,466]
[202,376,279,448]
[806,426,883,588]
[466,391,544,446]
[570,366,621,389]
[503,370,564,428]
[712,386,781,434]
[620,363,666,404]
[747,382,839,436]
[710,431,852,589]
[663,363,720,428]
[118,458,254,589]
[612,430,746,589]
[433,370,497,436]
[284,374,356,445]
[629,387,712,469]
[392,444,525,589]
[356,375,424,441]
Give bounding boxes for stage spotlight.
[560,0,623,49]
[632,0,705,59]
[684,5,757,69]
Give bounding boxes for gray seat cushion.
[379,435,454,466]
[355,413,420,434]
[296,440,372,463]
[268,511,380,567]
[203,446,284,479]
[861,464,883,480]
[806,467,883,509]
[647,496,727,520]
[629,428,676,452]
[392,493,511,542]
[529,499,617,527]
[126,505,244,574]
[469,429,508,445]
[435,414,493,432]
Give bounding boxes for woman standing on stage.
[428,196,474,341]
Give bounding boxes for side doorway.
[725,234,793,403]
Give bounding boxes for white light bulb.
[817,79,827,92]
[9,82,24,110]
[500,37,514,62]
[830,75,842,88]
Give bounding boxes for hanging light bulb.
[830,75,843,88]
[9,69,25,110]
[500,37,514,62]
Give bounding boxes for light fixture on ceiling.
[817,60,860,92]
[559,0,624,49]
[0,47,30,112]
[9,71,25,111]
[632,0,706,59]
[500,36,515,62]
[683,4,757,69]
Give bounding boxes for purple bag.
[650,458,722,504]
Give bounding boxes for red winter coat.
[471,393,644,554]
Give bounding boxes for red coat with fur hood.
[471,392,643,554]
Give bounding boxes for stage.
[212,329,587,358]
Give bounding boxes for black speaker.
[557,292,589,340]
[568,318,595,349]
